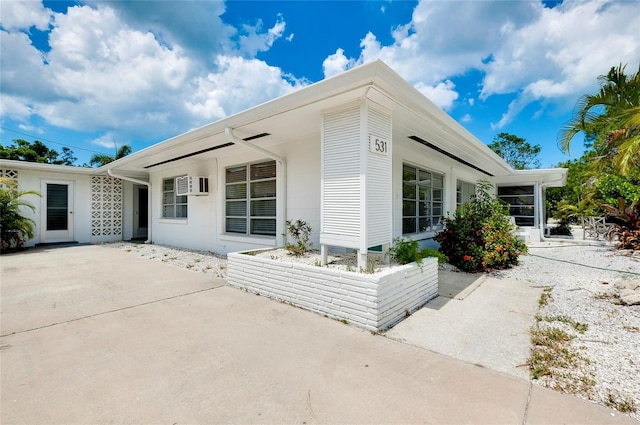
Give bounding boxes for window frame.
[402,163,444,235]
[497,185,535,227]
[162,177,188,219]
[225,160,277,237]
[456,180,476,208]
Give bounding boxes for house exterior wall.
[149,160,217,252]
[391,139,489,245]
[1,166,93,246]
[147,134,323,255]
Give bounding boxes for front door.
[41,181,74,243]
[133,186,148,239]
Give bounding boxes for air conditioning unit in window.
[175,176,209,196]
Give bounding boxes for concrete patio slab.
[386,274,541,380]
[0,245,635,424]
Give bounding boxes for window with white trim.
[402,164,444,234]
[456,180,476,208]
[162,177,187,218]
[225,161,276,236]
[497,185,535,226]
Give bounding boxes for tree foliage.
[0,139,77,165]
[89,145,132,167]
[488,132,541,170]
[0,177,41,253]
[558,63,640,178]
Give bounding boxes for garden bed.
[227,248,438,331]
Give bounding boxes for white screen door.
[41,181,74,243]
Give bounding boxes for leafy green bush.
[596,174,640,206]
[284,219,312,256]
[434,181,527,272]
[387,238,447,266]
[0,178,40,253]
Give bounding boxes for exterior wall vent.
[176,176,209,196]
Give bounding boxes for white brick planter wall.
[227,251,438,331]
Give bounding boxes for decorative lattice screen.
[91,176,123,238]
[0,169,19,180]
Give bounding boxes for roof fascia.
[368,64,515,175]
[107,61,388,171]
[0,159,97,174]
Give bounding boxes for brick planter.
[227,250,438,331]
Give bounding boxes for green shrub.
[434,181,527,272]
[283,219,312,256]
[387,238,447,266]
[0,178,40,253]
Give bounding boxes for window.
[456,180,476,208]
[225,161,276,236]
[402,164,444,234]
[497,185,535,226]
[162,177,188,218]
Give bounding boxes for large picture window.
[226,161,276,236]
[162,177,187,218]
[497,185,535,226]
[402,164,444,234]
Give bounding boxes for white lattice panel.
[90,175,123,239]
[0,169,19,180]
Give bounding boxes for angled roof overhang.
[104,60,564,183]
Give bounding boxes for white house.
[1,60,567,265]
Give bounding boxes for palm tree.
[558,64,640,177]
[89,145,132,167]
[0,177,41,252]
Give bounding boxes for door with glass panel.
[41,181,74,243]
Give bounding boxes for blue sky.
[1,0,639,167]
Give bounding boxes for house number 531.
[369,135,389,155]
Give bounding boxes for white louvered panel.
[322,105,362,238]
[366,105,392,246]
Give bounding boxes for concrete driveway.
[0,244,635,424]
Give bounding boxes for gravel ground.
[491,242,640,420]
[108,242,228,279]
[108,241,640,419]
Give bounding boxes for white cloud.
[30,4,191,136]
[321,0,639,126]
[0,30,52,98]
[85,0,233,61]
[238,15,287,56]
[414,80,459,111]
[0,2,296,145]
[91,132,119,149]
[0,0,52,31]
[0,95,33,121]
[323,48,356,78]
[186,56,303,121]
[481,0,640,126]
[460,113,472,123]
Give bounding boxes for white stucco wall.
[3,167,93,246]
[147,135,322,255]
[149,160,217,252]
